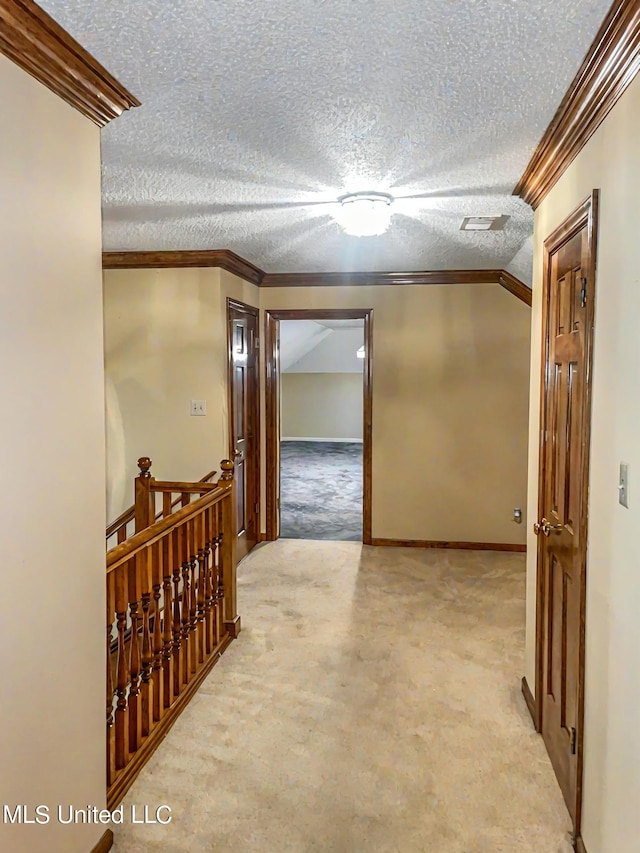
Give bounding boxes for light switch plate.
[190,399,207,416]
[619,462,629,508]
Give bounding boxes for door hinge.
[255,501,259,515]
[570,726,577,755]
[255,336,260,350]
[580,277,587,308]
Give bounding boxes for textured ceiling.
[42,0,613,276]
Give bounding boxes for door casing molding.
[264,308,373,544]
[534,190,599,838]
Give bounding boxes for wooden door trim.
[227,298,261,552]
[264,308,373,544]
[534,190,599,837]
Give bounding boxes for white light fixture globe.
[336,191,394,236]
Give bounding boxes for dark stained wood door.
[228,300,259,561]
[536,194,598,830]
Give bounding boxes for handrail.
[107,478,230,572]
[106,465,217,542]
[106,458,238,809]
[148,480,218,494]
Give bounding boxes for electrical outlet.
[190,399,207,416]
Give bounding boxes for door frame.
[227,298,261,551]
[534,190,599,838]
[264,308,373,545]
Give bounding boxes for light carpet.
[113,540,572,853]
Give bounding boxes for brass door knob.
[534,518,564,536]
[233,447,242,459]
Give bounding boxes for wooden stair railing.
[106,459,218,548]
[106,458,239,808]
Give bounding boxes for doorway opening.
[265,309,373,544]
[280,317,364,540]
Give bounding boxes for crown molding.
[260,269,501,287]
[102,250,265,286]
[498,270,533,306]
[0,0,140,126]
[102,251,531,303]
[514,0,640,209]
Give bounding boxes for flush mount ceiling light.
[336,192,394,236]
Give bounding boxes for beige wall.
[282,373,364,440]
[262,284,531,544]
[0,56,106,852]
[525,73,640,853]
[105,274,530,543]
[103,267,259,519]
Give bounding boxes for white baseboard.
[281,437,363,443]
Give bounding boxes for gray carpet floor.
[280,441,363,541]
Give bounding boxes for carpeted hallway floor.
[113,541,572,853]
[280,441,363,541]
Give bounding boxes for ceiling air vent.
[460,215,509,231]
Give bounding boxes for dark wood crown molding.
[0,0,140,126]
[102,250,531,303]
[514,0,640,209]
[102,250,265,286]
[498,270,533,306]
[263,268,532,304]
[260,269,500,287]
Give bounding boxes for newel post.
[219,459,240,638]
[134,457,155,533]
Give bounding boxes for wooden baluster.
[213,530,223,648]
[162,530,174,709]
[117,525,127,544]
[114,567,129,771]
[127,557,143,754]
[188,519,198,675]
[213,503,223,648]
[139,549,153,739]
[172,528,183,698]
[216,529,225,644]
[106,572,116,786]
[181,491,190,509]
[151,540,164,723]
[134,456,154,533]
[202,506,214,656]
[180,519,192,686]
[219,459,240,637]
[195,510,207,666]
[162,492,172,519]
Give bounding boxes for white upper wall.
[279,320,332,371]
[282,321,364,373]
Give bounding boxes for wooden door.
[228,300,259,561]
[535,192,598,831]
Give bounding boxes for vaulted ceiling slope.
[42,0,613,277]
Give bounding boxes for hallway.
[113,540,571,852]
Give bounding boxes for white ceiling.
[281,320,364,373]
[42,0,613,277]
